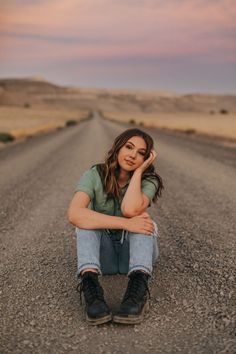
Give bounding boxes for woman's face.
[117,136,147,173]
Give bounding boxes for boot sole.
[112,301,149,325]
[86,313,112,325]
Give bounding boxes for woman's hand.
[125,212,155,236]
[136,149,157,174]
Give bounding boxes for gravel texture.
[0,112,235,354]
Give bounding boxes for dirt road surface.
[0,112,235,353]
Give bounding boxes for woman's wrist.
[133,168,143,176]
[123,217,130,231]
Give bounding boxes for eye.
[139,151,145,156]
[125,144,132,150]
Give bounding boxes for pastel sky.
[1,0,236,93]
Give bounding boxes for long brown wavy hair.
[93,128,164,202]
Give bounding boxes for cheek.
[117,151,123,164]
[118,148,125,159]
[136,155,145,166]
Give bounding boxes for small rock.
[23,340,31,345]
[67,332,75,338]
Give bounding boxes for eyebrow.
[126,141,147,152]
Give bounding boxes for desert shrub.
[129,119,136,124]
[220,109,228,114]
[139,121,144,126]
[65,120,78,127]
[184,129,196,135]
[24,102,31,108]
[210,110,215,114]
[0,132,15,143]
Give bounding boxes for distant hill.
[0,78,235,113]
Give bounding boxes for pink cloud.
[1,0,236,64]
[2,1,236,36]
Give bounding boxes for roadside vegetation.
[0,106,91,143]
[102,111,236,141]
[0,132,15,143]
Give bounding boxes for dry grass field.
[0,78,236,145]
[103,111,236,141]
[0,106,89,139]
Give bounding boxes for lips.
[125,159,135,166]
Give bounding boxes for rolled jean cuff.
[128,265,152,277]
[77,263,102,278]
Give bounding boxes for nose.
[129,150,137,159]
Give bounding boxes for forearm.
[121,169,145,215]
[68,207,128,230]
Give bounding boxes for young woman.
[68,128,163,325]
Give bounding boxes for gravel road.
[0,112,235,354]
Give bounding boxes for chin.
[126,166,137,172]
[120,165,134,173]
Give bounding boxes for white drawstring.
[120,229,128,244]
[120,230,125,244]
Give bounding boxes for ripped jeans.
[76,224,159,278]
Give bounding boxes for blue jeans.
[76,225,159,278]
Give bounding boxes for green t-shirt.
[75,166,158,218]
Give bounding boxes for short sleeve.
[74,169,95,200]
[141,178,158,206]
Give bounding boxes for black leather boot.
[77,271,112,325]
[113,270,150,324]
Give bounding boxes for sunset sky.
[1,0,236,93]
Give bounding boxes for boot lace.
[76,277,105,305]
[122,273,150,304]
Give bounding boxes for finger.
[141,212,150,218]
[145,218,154,225]
[136,214,150,219]
[138,213,151,219]
[140,218,152,224]
[147,227,154,235]
[148,153,154,161]
[144,153,155,167]
[138,212,147,216]
[145,154,153,163]
[144,224,154,234]
[144,221,154,229]
[152,149,157,157]
[142,230,152,236]
[151,150,157,160]
[142,224,154,235]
